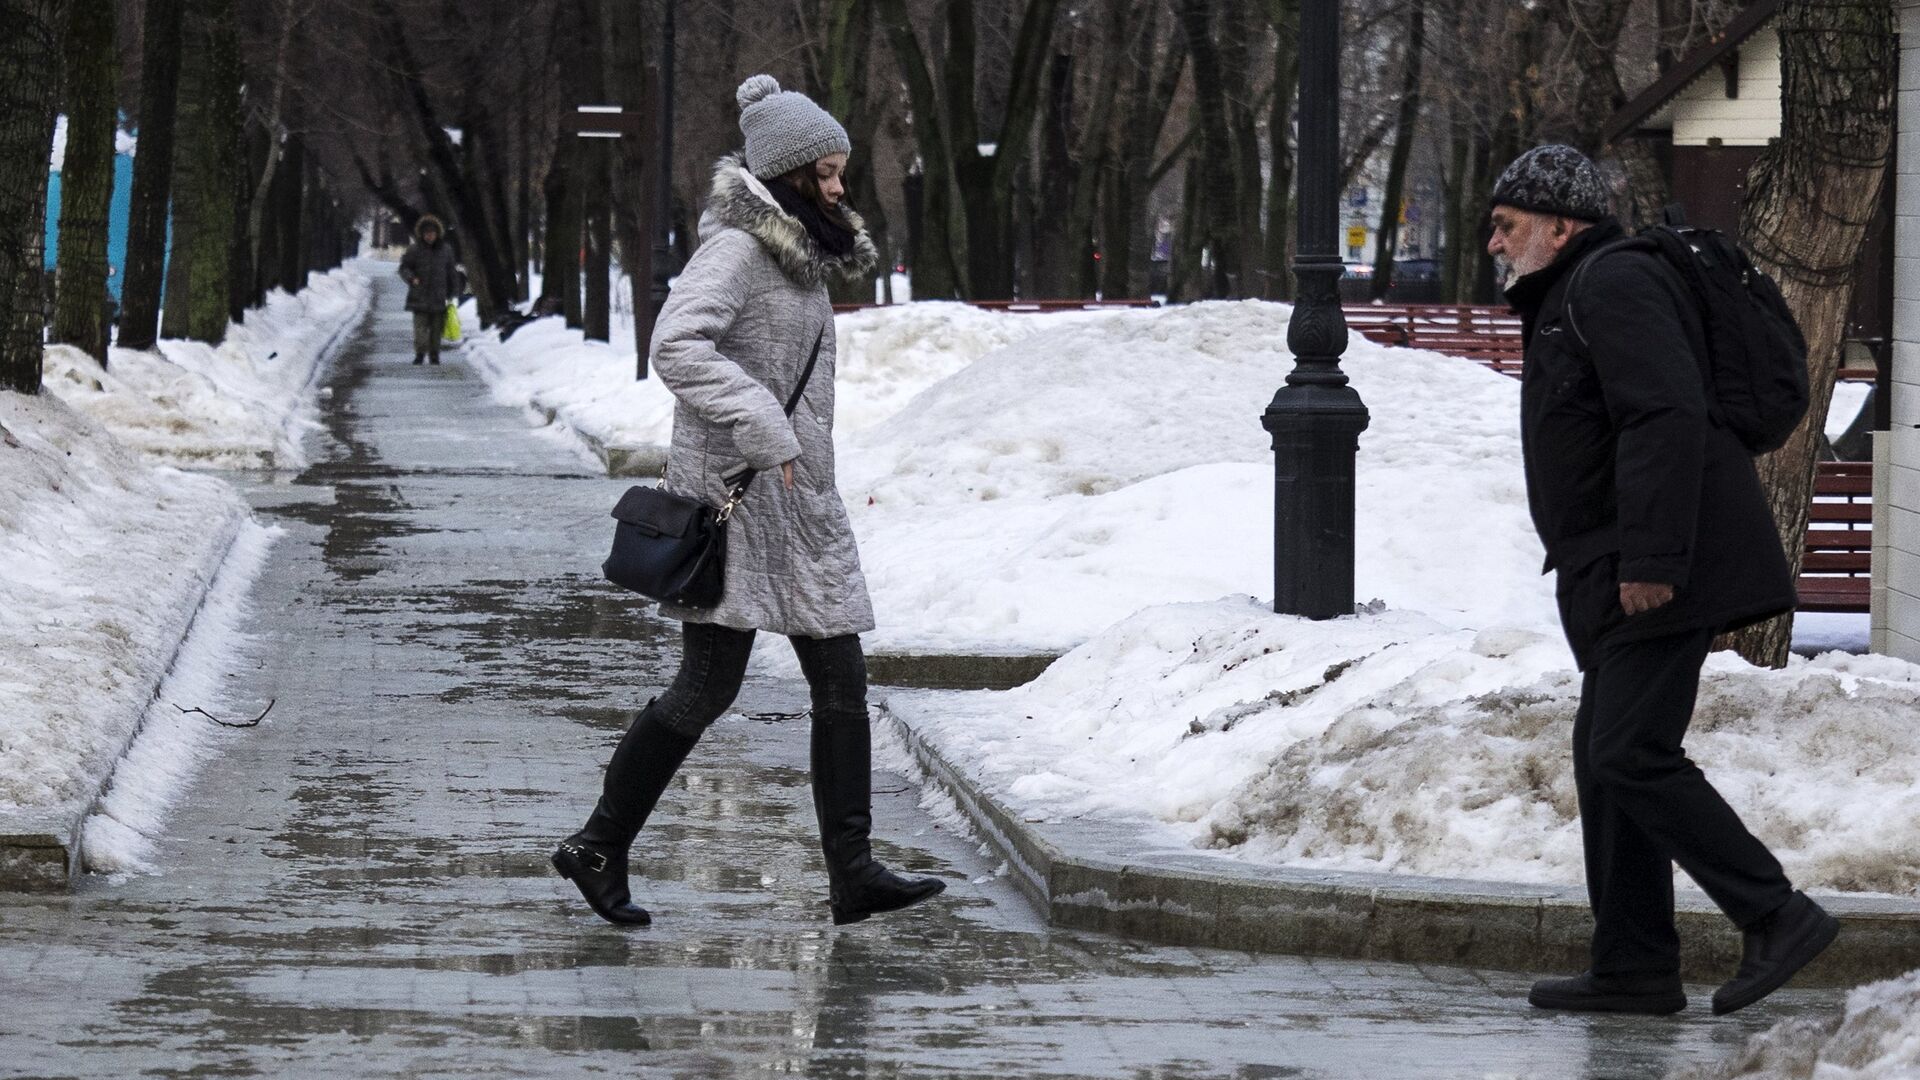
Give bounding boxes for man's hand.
[781,460,795,490]
[1619,581,1676,616]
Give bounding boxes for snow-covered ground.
[1674,969,1920,1078]
[891,596,1920,895]
[84,521,279,873]
[2,262,366,862]
[0,394,247,815]
[465,297,1865,658]
[42,263,371,470]
[463,296,1085,463]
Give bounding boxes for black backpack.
[1568,207,1810,454]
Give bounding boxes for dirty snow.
[0,394,246,813]
[83,521,280,873]
[890,595,1920,895]
[43,262,371,470]
[1672,968,1920,1078]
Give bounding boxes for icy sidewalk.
[877,596,1920,986]
[0,263,372,886]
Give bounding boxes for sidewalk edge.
[880,699,1920,987]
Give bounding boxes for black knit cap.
[1489,144,1610,222]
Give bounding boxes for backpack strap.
[1563,236,1653,351]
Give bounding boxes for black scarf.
[767,179,856,258]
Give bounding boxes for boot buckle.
[559,842,607,874]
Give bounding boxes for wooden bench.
[1801,462,1873,613]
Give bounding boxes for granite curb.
[868,651,1059,691]
[879,697,1920,987]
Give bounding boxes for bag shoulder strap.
[720,325,829,500]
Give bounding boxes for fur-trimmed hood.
[414,214,446,244]
[701,152,878,288]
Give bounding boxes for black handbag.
[601,328,825,607]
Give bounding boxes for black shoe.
[412,354,424,365]
[553,707,700,927]
[810,707,946,926]
[551,835,651,925]
[1528,971,1687,1015]
[428,356,441,365]
[1712,892,1839,1015]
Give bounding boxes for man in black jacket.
[1492,145,1836,1016]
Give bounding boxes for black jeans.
[1573,626,1793,975]
[650,621,867,737]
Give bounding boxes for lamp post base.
[1263,383,1370,620]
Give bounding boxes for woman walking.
[552,75,945,928]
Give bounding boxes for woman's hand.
[781,460,796,490]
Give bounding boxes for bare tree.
[0,0,64,394]
[1729,0,1895,668]
[50,0,115,362]
[117,0,184,352]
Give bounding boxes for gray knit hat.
[1490,144,1610,222]
[736,74,851,180]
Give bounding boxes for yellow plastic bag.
[442,303,462,343]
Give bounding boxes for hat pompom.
[736,74,781,111]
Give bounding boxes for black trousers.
[1573,626,1793,975]
[645,621,866,738]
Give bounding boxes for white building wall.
[1877,3,1920,658]
[1672,28,1785,147]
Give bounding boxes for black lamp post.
[1262,0,1370,620]
[644,0,677,380]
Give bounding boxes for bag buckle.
[715,488,746,523]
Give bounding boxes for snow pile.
[840,300,1549,653]
[0,394,247,813]
[895,596,1920,894]
[464,299,1064,460]
[84,522,279,873]
[1672,969,1920,1079]
[42,262,371,469]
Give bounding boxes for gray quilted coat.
[651,153,881,638]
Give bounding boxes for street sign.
[1346,225,1367,249]
[564,106,642,138]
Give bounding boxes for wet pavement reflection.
[0,281,1837,1078]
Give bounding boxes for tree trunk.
[583,143,610,342]
[116,0,183,352]
[0,0,64,394]
[1104,9,1185,299]
[1175,0,1242,298]
[1439,113,1472,303]
[51,0,116,362]
[168,0,241,345]
[1032,52,1078,297]
[1369,0,1426,300]
[875,0,964,298]
[541,126,579,318]
[276,136,306,294]
[244,0,297,308]
[1727,0,1896,669]
[1262,0,1298,302]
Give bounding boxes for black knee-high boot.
[810,707,946,925]
[553,704,700,926]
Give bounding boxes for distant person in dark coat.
[1492,144,1836,1018]
[398,214,460,365]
